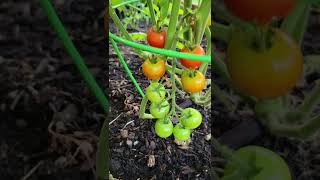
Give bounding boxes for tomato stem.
[146,0,159,32]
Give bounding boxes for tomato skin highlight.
[147,28,166,48]
[226,29,303,99]
[223,146,291,180]
[142,58,166,80]
[155,118,173,138]
[146,83,166,103]
[180,46,205,69]
[224,0,295,24]
[150,100,170,119]
[180,108,202,129]
[181,70,206,93]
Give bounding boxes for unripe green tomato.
[150,100,170,119]
[173,124,191,141]
[180,108,202,129]
[155,118,173,138]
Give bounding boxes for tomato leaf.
[111,0,124,12]
[129,32,146,41]
[281,0,311,45]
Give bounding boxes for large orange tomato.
[226,29,303,99]
[181,70,206,93]
[180,46,205,69]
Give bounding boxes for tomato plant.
[142,57,166,80]
[181,70,206,93]
[146,82,166,103]
[147,27,166,48]
[222,146,291,180]
[180,108,202,129]
[150,100,170,118]
[173,123,191,141]
[180,46,205,69]
[226,28,303,99]
[155,118,173,138]
[224,0,295,24]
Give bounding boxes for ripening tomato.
[142,58,165,80]
[147,28,166,48]
[180,108,202,129]
[224,0,295,24]
[226,29,303,99]
[180,46,205,69]
[181,70,206,93]
[150,100,170,119]
[173,123,191,141]
[146,83,166,103]
[155,118,173,138]
[223,146,291,180]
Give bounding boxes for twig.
[20,161,43,180]
[109,112,124,125]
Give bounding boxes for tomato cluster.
[142,24,208,142]
[145,83,203,141]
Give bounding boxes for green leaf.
[281,0,311,45]
[129,32,147,41]
[111,0,124,12]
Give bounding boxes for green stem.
[212,22,231,42]
[147,0,159,31]
[297,81,320,119]
[166,64,183,74]
[194,0,211,45]
[112,0,140,9]
[139,95,155,119]
[109,3,132,41]
[165,0,180,49]
[269,114,320,139]
[127,4,149,16]
[183,0,192,41]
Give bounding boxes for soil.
[0,0,106,179]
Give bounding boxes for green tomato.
[146,82,166,103]
[173,123,191,141]
[180,108,202,129]
[223,146,291,180]
[150,100,170,119]
[155,118,173,138]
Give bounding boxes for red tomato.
[224,0,295,24]
[147,28,166,48]
[180,46,205,69]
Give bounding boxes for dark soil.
[0,0,106,179]
[213,6,320,180]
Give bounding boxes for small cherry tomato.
[181,70,206,93]
[147,27,166,48]
[223,146,291,180]
[173,123,191,141]
[224,0,295,24]
[155,118,173,138]
[180,108,202,129]
[142,58,166,80]
[226,28,303,99]
[146,82,166,103]
[150,100,170,119]
[180,46,205,69]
